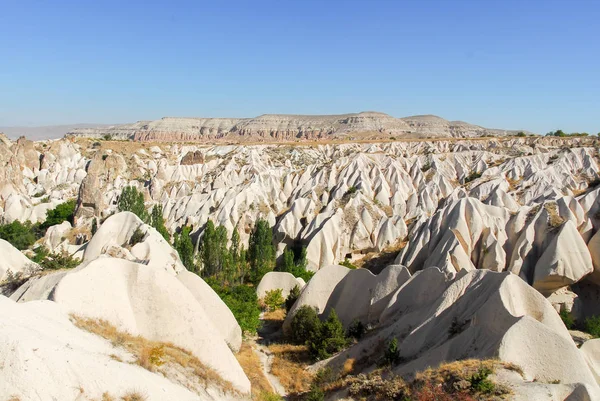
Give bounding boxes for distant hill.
[2,112,532,142]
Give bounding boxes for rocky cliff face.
[67,112,528,142]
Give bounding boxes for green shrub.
[384,337,401,366]
[264,288,284,311]
[305,385,324,401]
[129,228,145,247]
[209,281,261,334]
[347,319,366,340]
[516,131,527,137]
[41,199,76,230]
[346,186,358,196]
[285,285,301,312]
[469,367,495,394]
[311,309,347,360]
[585,315,600,338]
[118,186,148,222]
[91,218,98,236]
[560,309,575,330]
[290,305,321,345]
[36,248,81,270]
[0,221,39,250]
[339,259,357,269]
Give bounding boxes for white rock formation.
[256,271,306,299]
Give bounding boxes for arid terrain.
[1,131,600,401]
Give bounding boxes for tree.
[118,186,148,222]
[289,305,321,345]
[174,226,196,273]
[215,225,230,282]
[248,218,276,283]
[0,221,38,250]
[285,285,301,312]
[41,199,76,230]
[150,205,169,241]
[200,220,217,277]
[384,337,401,365]
[311,309,347,360]
[281,249,296,273]
[264,289,284,311]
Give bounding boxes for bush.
[129,228,145,247]
[305,385,324,401]
[91,218,98,236]
[469,367,495,394]
[384,337,401,366]
[560,309,575,330]
[285,285,301,312]
[585,315,600,338]
[41,199,76,230]
[118,186,148,222]
[346,186,358,195]
[264,288,284,311]
[0,220,39,250]
[290,305,321,345]
[311,309,347,360]
[150,205,169,241]
[516,131,527,137]
[464,171,482,184]
[209,281,262,334]
[36,248,81,270]
[347,319,366,340]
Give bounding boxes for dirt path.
[254,312,287,397]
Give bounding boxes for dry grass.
[332,358,515,401]
[544,202,565,229]
[120,391,147,401]
[267,344,313,394]
[236,342,274,396]
[70,315,238,396]
[263,308,286,322]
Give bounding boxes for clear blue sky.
[1,0,598,134]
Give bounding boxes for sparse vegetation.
[149,205,169,241]
[208,281,262,334]
[267,343,314,393]
[70,315,238,395]
[464,171,482,184]
[34,247,80,270]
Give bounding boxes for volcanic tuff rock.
[66,112,528,142]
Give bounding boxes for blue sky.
[1,0,598,134]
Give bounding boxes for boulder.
[256,271,306,299]
[0,239,38,282]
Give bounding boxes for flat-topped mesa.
[67,112,527,142]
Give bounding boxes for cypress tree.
[175,226,195,273]
[150,205,169,241]
[248,218,275,283]
[118,186,148,222]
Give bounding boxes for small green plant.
[285,285,301,312]
[347,319,366,340]
[469,366,495,394]
[346,186,358,195]
[585,315,600,338]
[264,288,284,311]
[384,337,401,366]
[37,249,81,270]
[449,316,469,337]
[339,259,357,269]
[305,385,324,401]
[129,228,145,247]
[560,309,575,330]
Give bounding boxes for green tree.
[290,305,321,345]
[215,225,230,282]
[280,249,296,273]
[0,221,38,250]
[200,220,217,277]
[285,285,301,312]
[384,337,401,365]
[174,226,196,273]
[248,218,275,283]
[264,288,284,311]
[311,309,347,360]
[41,199,76,230]
[91,218,98,236]
[150,205,169,241]
[118,186,148,222]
